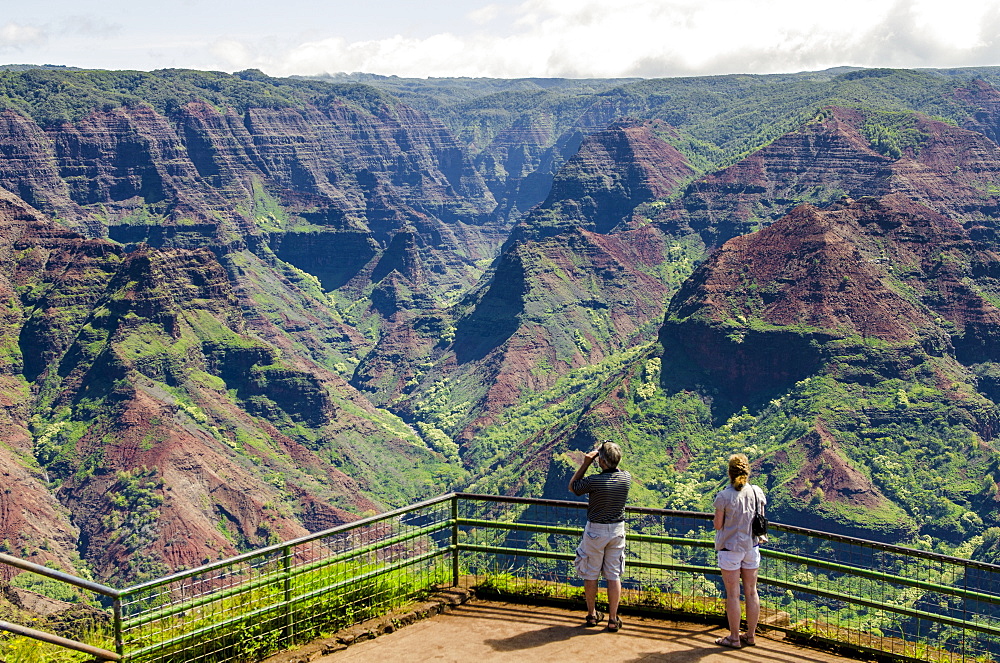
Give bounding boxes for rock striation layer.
[662,193,1000,400]
[656,106,1000,248]
[0,91,500,302]
[0,190,447,584]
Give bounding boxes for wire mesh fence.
[0,552,121,661]
[117,494,454,663]
[454,493,1000,663]
[2,493,999,663]
[760,524,1000,662]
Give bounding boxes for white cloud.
[24,0,998,77]
[211,39,255,67]
[0,22,46,51]
[57,15,122,39]
[245,0,1000,78]
[468,4,503,26]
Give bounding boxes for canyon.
[2,65,1000,585]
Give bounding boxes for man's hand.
[570,448,600,494]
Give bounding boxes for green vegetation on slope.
[459,331,1000,557]
[7,65,1000,587]
[343,67,987,178]
[0,67,404,125]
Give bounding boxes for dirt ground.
[311,599,860,663]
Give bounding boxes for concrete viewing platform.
[266,591,861,663]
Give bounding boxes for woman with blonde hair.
[712,453,766,649]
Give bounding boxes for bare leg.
[584,579,599,618]
[721,568,743,641]
[742,567,760,642]
[606,579,621,620]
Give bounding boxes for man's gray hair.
[599,441,622,468]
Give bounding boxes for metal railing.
[454,494,1000,663]
[1,493,998,662]
[0,551,121,661]
[117,494,454,662]
[0,494,454,662]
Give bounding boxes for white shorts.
[574,521,626,581]
[718,547,761,571]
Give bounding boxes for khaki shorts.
[574,521,626,581]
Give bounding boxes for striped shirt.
[571,468,632,523]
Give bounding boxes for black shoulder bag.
[751,485,768,538]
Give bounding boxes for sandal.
[715,635,742,648]
[740,633,756,646]
[607,616,622,632]
[584,610,604,627]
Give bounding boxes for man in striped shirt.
[569,440,632,632]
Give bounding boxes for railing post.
[961,559,969,660]
[113,597,124,659]
[451,495,459,587]
[282,545,293,643]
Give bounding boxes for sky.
[2,0,1000,79]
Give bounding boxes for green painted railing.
[454,494,1000,663]
[1,493,998,662]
